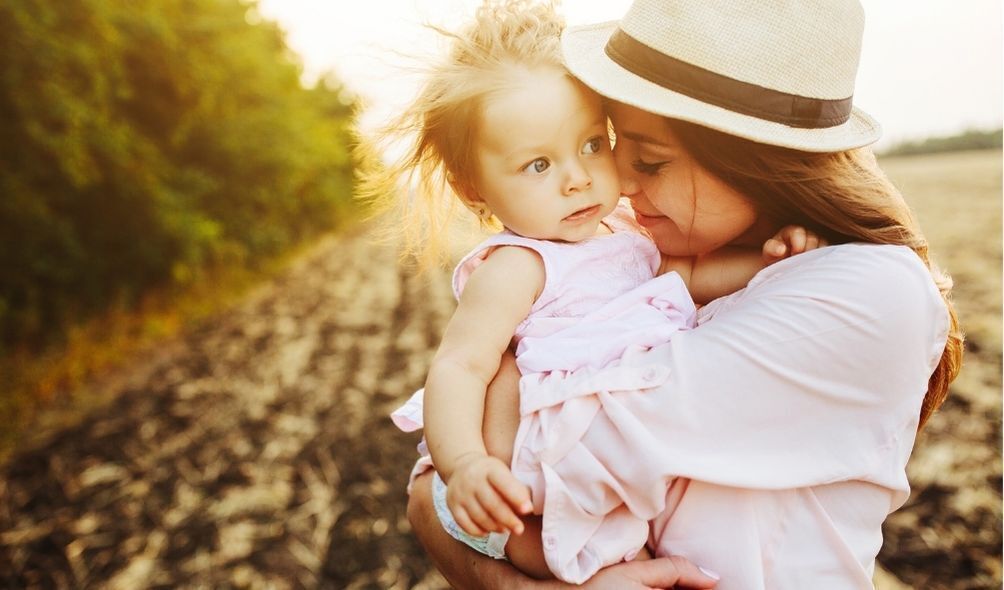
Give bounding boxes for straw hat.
[562,0,881,152]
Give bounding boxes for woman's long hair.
[668,120,963,429]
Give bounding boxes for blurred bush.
[0,0,358,353]
[881,127,1003,157]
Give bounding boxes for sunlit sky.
[257,0,1002,148]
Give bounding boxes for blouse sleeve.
[583,244,949,494]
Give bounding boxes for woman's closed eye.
[521,158,550,174]
[631,158,669,175]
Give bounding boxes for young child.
[368,1,822,583]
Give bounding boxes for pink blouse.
[538,243,949,588]
[398,239,948,588]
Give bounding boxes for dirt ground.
[0,151,1000,588]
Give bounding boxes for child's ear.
[450,177,493,222]
[461,197,492,222]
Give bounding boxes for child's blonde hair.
[358,0,565,270]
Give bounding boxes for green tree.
[0,0,357,351]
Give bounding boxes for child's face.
[467,68,620,242]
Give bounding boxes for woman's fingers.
[629,556,720,589]
[666,555,720,588]
[582,556,719,589]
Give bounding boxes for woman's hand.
[447,452,533,536]
[762,225,829,262]
[577,557,719,589]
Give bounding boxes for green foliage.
[881,127,1003,157]
[0,0,358,351]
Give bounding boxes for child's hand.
[762,225,829,263]
[446,453,533,537]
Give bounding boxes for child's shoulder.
[458,232,552,273]
[452,233,548,302]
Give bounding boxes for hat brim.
[562,22,881,153]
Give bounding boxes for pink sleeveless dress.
[392,203,696,582]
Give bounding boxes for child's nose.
[563,163,592,194]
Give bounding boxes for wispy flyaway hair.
[357,0,565,270]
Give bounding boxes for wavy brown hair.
[668,119,963,429]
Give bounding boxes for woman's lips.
[563,204,601,222]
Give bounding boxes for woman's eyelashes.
[631,158,669,175]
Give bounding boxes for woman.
[406,0,963,588]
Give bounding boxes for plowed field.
[1,150,999,589]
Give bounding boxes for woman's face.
[608,102,761,256]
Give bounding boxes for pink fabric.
[391,203,697,580]
[390,201,683,432]
[394,228,950,586]
[516,244,949,587]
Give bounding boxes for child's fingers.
[452,505,488,537]
[476,487,523,535]
[460,497,499,534]
[489,469,533,515]
[804,233,819,251]
[788,226,807,253]
[762,238,787,260]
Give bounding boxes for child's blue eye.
[582,137,603,155]
[522,158,550,174]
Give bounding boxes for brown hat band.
[604,29,853,129]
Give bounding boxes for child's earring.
[474,204,491,221]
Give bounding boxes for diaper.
[431,471,510,560]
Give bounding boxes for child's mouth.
[564,204,601,222]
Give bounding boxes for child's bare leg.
[482,351,551,579]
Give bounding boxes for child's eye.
[522,158,550,174]
[631,159,669,175]
[581,136,604,155]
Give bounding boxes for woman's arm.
[583,244,947,488]
[424,246,542,535]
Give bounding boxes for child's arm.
[663,226,828,304]
[424,246,544,537]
